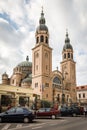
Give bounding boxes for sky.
[0,0,87,86]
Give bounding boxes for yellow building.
[0,9,77,108]
[0,57,37,109]
[0,84,34,111]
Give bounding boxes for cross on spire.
[66,28,68,37]
[41,6,43,13]
[26,56,29,61]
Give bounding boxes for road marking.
[8,124,32,130]
[8,123,46,130]
[16,124,22,128]
[32,126,42,129]
[1,124,11,130]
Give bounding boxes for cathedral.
[0,9,77,108]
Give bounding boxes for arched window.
[62,94,65,104]
[64,54,66,59]
[46,36,48,44]
[40,35,44,42]
[12,79,14,84]
[68,53,70,58]
[36,53,39,58]
[36,65,38,70]
[71,53,73,59]
[16,67,18,71]
[45,53,48,58]
[57,94,60,102]
[53,77,61,84]
[36,37,39,43]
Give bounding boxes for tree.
[41,100,52,108]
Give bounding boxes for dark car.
[36,108,60,119]
[0,106,35,123]
[60,106,83,117]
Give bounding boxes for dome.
[22,77,32,83]
[2,72,8,77]
[63,43,73,51]
[22,74,32,83]
[17,56,32,67]
[63,31,73,51]
[36,24,48,33]
[18,61,32,67]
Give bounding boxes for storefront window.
[1,95,12,106]
[19,96,29,106]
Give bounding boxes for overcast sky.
[0,0,87,86]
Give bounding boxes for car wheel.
[72,113,76,117]
[0,117,2,123]
[51,115,56,119]
[24,117,29,123]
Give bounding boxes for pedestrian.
[84,105,87,117]
[7,104,12,110]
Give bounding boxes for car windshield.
[16,108,23,113]
[46,108,51,112]
[38,108,51,112]
[6,107,29,114]
[38,108,45,112]
[7,107,16,113]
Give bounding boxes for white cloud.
[0,0,87,86]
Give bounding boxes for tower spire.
[35,7,49,45]
[39,6,45,25]
[41,6,43,13]
[65,29,70,43]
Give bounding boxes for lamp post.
[62,76,64,106]
[53,85,55,104]
[61,72,68,106]
[34,95,37,110]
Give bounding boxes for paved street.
[0,116,87,130]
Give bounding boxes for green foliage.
[41,100,52,108]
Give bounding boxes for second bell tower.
[60,31,77,102]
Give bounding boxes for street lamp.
[34,95,37,110]
[61,72,68,106]
[62,79,65,105]
[53,85,55,104]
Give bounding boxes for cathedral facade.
[1,9,77,107]
[32,9,77,105]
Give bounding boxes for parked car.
[36,107,60,119]
[60,106,83,117]
[0,106,35,123]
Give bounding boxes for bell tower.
[32,9,52,99]
[60,30,77,102]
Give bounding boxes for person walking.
[84,105,87,117]
[7,104,12,110]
